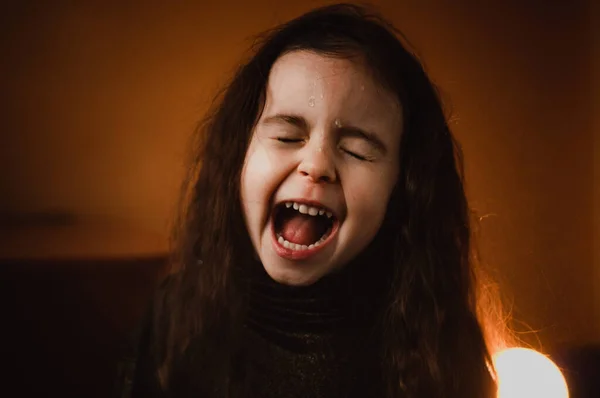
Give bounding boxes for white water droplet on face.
[334,118,342,128]
[308,96,316,107]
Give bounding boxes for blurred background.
[0,0,598,396]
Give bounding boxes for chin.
[261,260,331,287]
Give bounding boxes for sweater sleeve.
[111,272,172,398]
[129,308,166,398]
[111,302,165,398]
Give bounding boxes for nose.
[297,143,337,183]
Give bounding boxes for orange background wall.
[1,0,597,351]
[592,0,600,341]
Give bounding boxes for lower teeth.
[277,229,331,251]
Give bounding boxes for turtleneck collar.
[243,258,385,351]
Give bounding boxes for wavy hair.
[150,3,505,397]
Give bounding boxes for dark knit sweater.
[129,263,384,398]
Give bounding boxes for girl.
[130,3,503,397]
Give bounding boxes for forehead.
[270,50,360,88]
[265,50,401,121]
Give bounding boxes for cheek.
[242,140,271,200]
[351,188,388,225]
[240,138,287,225]
[240,145,263,223]
[348,168,398,229]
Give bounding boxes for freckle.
[308,96,316,107]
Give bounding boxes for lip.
[270,200,340,261]
[272,198,341,219]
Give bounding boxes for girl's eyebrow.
[262,113,388,155]
[262,113,308,130]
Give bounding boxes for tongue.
[280,213,322,246]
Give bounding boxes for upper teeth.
[285,202,333,218]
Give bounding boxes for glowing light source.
[494,347,569,398]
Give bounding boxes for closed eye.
[341,148,372,162]
[276,137,303,143]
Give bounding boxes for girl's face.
[241,50,402,286]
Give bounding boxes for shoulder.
[118,273,177,398]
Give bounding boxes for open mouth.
[272,201,338,255]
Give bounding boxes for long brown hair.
[151,3,505,397]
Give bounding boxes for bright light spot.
[494,347,569,398]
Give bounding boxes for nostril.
[299,170,332,183]
[297,160,336,183]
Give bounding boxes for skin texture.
[241,50,403,286]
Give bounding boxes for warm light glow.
[494,347,569,398]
